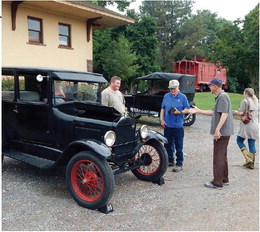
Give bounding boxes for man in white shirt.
[101,76,126,115]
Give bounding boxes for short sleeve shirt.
[210,90,234,136]
[161,92,190,128]
[101,88,125,115]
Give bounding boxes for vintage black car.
[125,72,196,126]
[2,67,168,211]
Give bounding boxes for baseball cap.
[168,80,180,89]
[208,77,223,87]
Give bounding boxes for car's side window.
[53,80,98,105]
[2,75,15,101]
[18,76,41,102]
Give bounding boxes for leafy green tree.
[170,10,231,61]
[242,4,259,94]
[140,0,194,71]
[209,21,245,92]
[90,0,132,11]
[93,28,112,75]
[125,15,161,76]
[93,11,160,89]
[101,35,139,92]
[209,4,259,93]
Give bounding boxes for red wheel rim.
[71,160,104,202]
[134,144,161,176]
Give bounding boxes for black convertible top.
[2,66,108,83]
[137,72,195,80]
[137,72,196,94]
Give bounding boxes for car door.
[14,75,53,145]
[2,74,17,147]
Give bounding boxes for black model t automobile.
[2,67,168,211]
[125,72,196,126]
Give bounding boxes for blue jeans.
[236,136,256,153]
[164,127,184,166]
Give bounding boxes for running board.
[129,107,159,117]
[3,149,56,169]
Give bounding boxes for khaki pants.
[212,136,230,187]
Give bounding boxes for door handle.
[13,105,18,114]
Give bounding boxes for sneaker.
[223,182,230,186]
[168,162,174,167]
[204,182,223,189]
[172,166,182,172]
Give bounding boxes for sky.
[108,0,259,21]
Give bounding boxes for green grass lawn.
[194,92,243,110]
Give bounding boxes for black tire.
[131,140,168,182]
[184,113,196,126]
[66,151,115,209]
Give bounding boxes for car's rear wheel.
[66,151,115,209]
[184,113,196,126]
[131,140,168,182]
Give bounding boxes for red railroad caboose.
[172,58,227,91]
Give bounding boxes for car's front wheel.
[66,151,115,209]
[131,140,168,182]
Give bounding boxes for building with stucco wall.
[2,0,135,72]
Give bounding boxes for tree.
[209,21,245,92]
[125,15,161,76]
[208,4,259,93]
[101,35,139,92]
[170,10,231,61]
[140,0,194,71]
[93,10,160,89]
[90,0,132,11]
[242,4,259,94]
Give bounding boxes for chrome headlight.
[104,130,116,147]
[139,125,148,139]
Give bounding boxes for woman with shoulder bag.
[233,88,259,169]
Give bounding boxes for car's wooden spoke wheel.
[71,160,104,202]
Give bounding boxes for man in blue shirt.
[160,80,190,172]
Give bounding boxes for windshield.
[54,80,99,105]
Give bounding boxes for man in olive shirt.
[101,76,126,115]
[190,78,234,189]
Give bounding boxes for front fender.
[145,130,168,144]
[132,130,167,155]
[63,139,112,161]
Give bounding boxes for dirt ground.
[1,114,259,231]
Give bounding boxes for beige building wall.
[2,2,92,72]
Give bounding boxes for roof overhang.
[21,0,135,29]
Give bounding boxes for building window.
[59,23,71,47]
[28,17,43,44]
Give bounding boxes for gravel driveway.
[2,115,259,231]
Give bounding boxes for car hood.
[55,101,122,122]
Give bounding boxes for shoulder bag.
[241,99,252,124]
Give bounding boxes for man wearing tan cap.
[160,79,190,172]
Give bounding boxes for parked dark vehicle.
[2,67,168,211]
[125,72,196,126]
